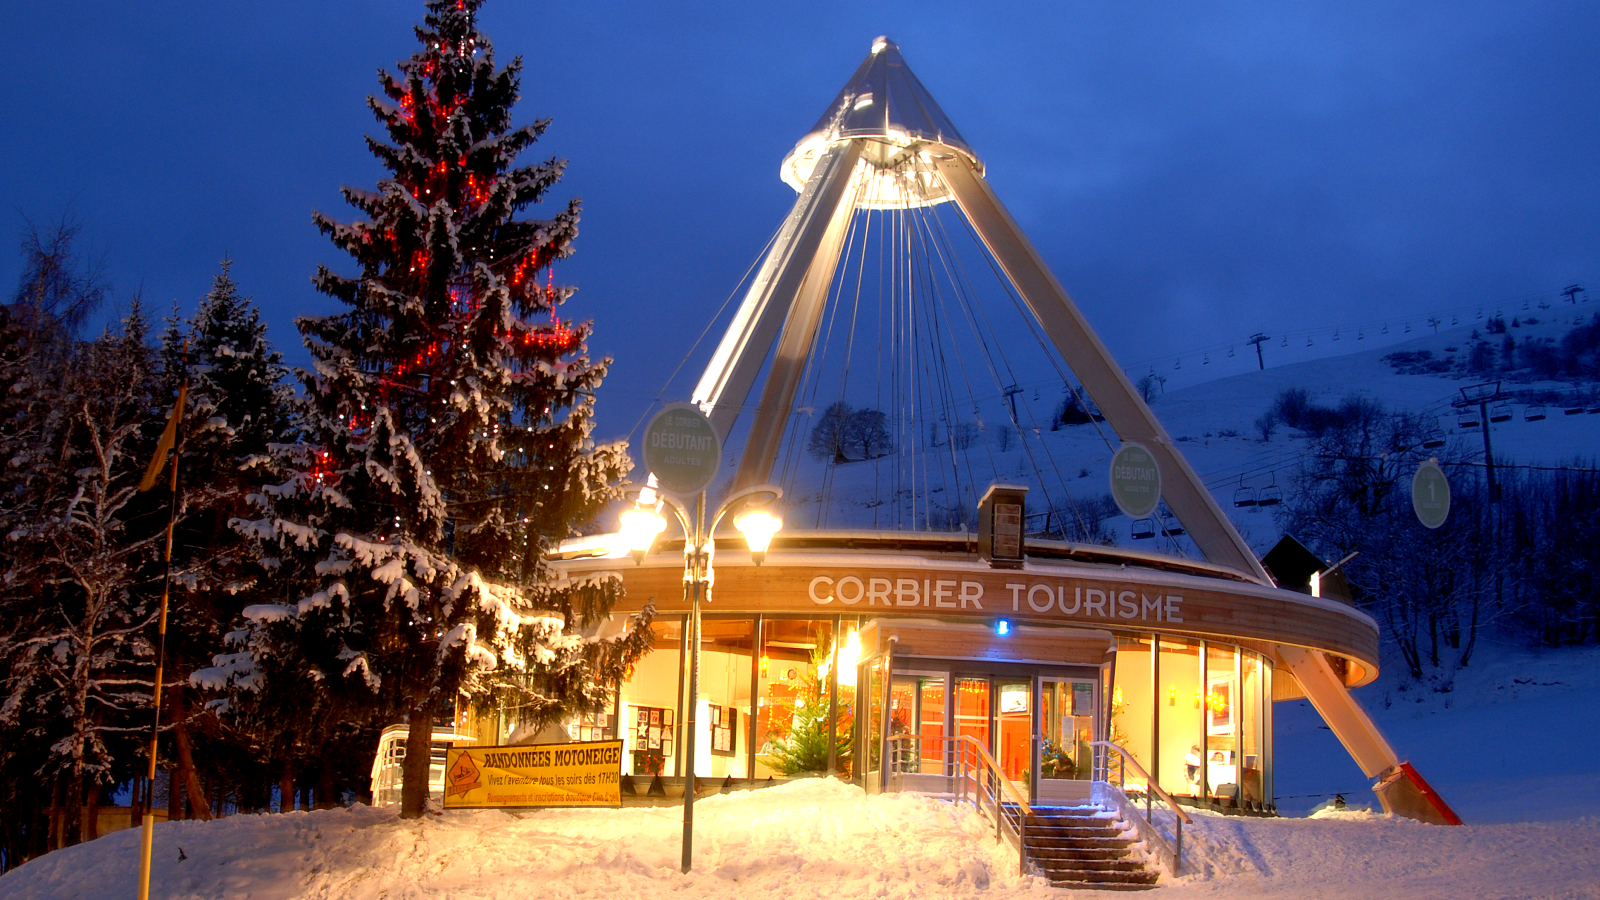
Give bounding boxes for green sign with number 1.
[1412,459,1450,529]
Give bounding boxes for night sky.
[3,1,1597,443]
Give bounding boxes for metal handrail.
[1088,741,1191,824]
[1089,740,1189,876]
[885,733,1032,872]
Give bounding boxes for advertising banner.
[442,740,623,809]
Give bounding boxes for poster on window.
[1206,676,1234,736]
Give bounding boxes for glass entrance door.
[887,675,947,784]
[1038,678,1097,803]
[997,681,1032,799]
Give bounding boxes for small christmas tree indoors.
[221,0,652,818]
[760,646,853,776]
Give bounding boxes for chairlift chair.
[1524,405,1546,422]
[1566,405,1586,416]
[1257,473,1283,507]
[1131,518,1156,540]
[1232,476,1258,508]
[1457,410,1481,429]
[1422,428,1447,450]
[1161,515,1185,536]
[1488,403,1512,423]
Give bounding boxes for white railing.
[886,734,1033,872]
[1088,740,1190,876]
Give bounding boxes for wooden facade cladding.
[564,547,1380,686]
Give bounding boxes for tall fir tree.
[216,0,651,817]
[160,264,299,814]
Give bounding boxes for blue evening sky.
[2,1,1596,442]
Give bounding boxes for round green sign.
[643,404,722,496]
[1109,444,1162,519]
[1412,459,1450,529]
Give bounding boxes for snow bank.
[1167,810,1600,900]
[4,777,1596,899]
[1275,642,1600,823]
[0,780,1051,900]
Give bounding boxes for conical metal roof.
[781,37,983,207]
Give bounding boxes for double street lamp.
[616,481,783,873]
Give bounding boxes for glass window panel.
[866,656,885,784]
[918,678,946,775]
[954,678,990,777]
[1241,652,1264,804]
[694,618,754,779]
[619,617,684,777]
[1156,637,1203,797]
[997,681,1030,785]
[1110,636,1153,793]
[1205,643,1239,802]
[889,676,917,773]
[753,619,836,778]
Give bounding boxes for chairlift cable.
[625,220,785,443]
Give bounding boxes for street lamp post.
[617,481,783,874]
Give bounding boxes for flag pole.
[137,346,187,900]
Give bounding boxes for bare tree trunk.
[48,777,66,852]
[168,767,184,821]
[1461,587,1482,668]
[83,782,99,842]
[316,766,337,809]
[400,697,436,819]
[171,691,212,820]
[130,771,143,823]
[279,759,295,813]
[63,767,83,848]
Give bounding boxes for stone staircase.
[1015,805,1161,891]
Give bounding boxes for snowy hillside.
[769,310,1600,553]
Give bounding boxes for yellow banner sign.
[442,740,623,809]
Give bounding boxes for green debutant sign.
[1412,459,1451,530]
[1109,444,1161,520]
[643,404,721,496]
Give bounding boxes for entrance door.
[886,674,948,790]
[996,681,1032,798]
[1038,678,1097,804]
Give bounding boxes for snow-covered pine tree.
[217,0,652,818]
[158,264,297,811]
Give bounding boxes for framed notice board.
[709,704,738,757]
[631,705,673,775]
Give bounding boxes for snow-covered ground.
[5,776,1598,900]
[1275,641,1600,824]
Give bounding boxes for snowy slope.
[4,777,1598,900]
[1274,641,1600,823]
[771,310,1600,552]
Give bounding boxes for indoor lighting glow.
[734,508,782,565]
[996,619,1011,636]
[817,630,861,688]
